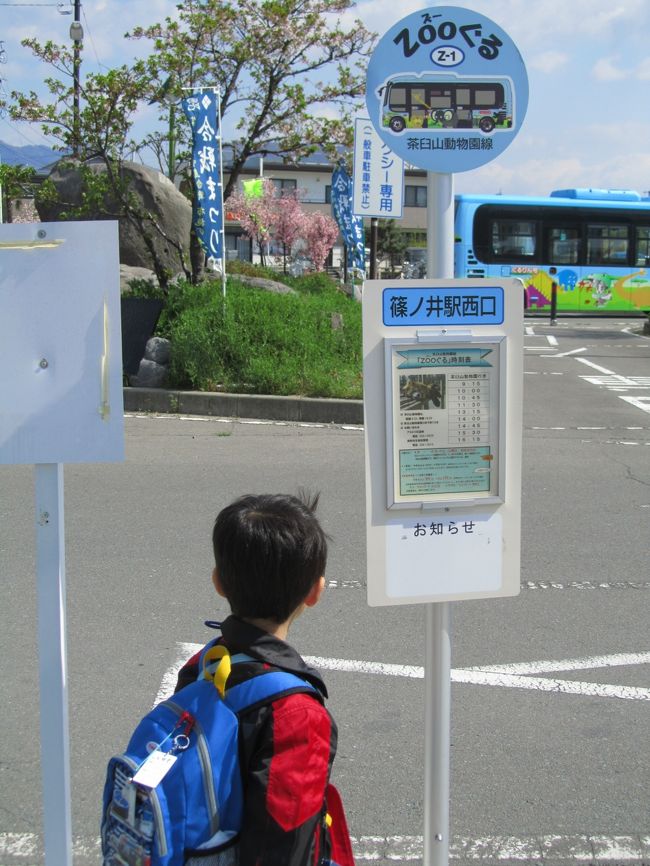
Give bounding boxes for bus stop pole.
[35,463,73,866]
[424,171,454,866]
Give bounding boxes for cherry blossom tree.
[273,191,308,273]
[226,179,277,267]
[301,212,339,272]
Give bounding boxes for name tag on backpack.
[132,750,177,789]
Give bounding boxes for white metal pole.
[35,463,73,866]
[424,171,454,866]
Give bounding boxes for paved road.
[1,317,649,865]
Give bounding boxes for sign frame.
[363,277,523,607]
[384,332,507,509]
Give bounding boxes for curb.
[123,387,364,426]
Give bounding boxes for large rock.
[36,160,192,275]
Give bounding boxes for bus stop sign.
[365,6,528,173]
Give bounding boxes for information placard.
[363,277,523,605]
[386,337,504,507]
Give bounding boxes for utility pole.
[69,0,83,158]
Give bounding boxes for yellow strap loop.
[202,645,232,697]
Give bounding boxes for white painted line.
[620,396,650,415]
[576,357,623,377]
[545,346,587,357]
[466,651,650,676]
[546,334,558,346]
[4,832,648,864]
[159,647,650,707]
[525,326,535,335]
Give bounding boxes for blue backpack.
[101,640,316,866]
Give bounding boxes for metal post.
[424,603,452,866]
[424,171,455,866]
[168,102,176,181]
[35,464,73,866]
[71,0,81,159]
[369,217,379,279]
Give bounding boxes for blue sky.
[2,0,650,196]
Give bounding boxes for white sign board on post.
[363,10,528,865]
[352,117,404,218]
[0,222,124,465]
[363,278,523,606]
[0,221,124,866]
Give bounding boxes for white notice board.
[0,221,124,465]
[363,278,523,606]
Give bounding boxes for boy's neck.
[242,616,291,642]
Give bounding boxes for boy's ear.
[304,575,326,609]
[212,567,226,598]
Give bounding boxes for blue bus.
[454,188,650,314]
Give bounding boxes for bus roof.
[455,190,650,209]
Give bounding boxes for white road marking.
[547,346,587,357]
[4,832,649,864]
[620,396,650,415]
[159,645,650,706]
[546,334,558,346]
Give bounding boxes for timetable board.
[386,337,505,507]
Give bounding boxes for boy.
[175,492,337,866]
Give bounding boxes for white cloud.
[591,56,629,81]
[527,51,570,74]
[635,57,650,80]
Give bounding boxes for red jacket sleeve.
[239,693,335,866]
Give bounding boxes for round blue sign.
[365,6,528,173]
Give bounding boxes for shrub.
[167,278,362,398]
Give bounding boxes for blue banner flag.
[331,164,365,272]
[182,91,223,263]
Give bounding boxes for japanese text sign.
[331,164,365,271]
[352,118,404,218]
[365,6,528,173]
[182,91,224,263]
[362,278,523,606]
[383,285,504,325]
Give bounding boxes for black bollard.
[550,281,558,325]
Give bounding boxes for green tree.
[0,40,191,288]
[377,219,408,273]
[0,163,37,222]
[129,0,376,200]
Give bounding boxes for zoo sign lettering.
[394,13,502,61]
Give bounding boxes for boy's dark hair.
[212,492,328,624]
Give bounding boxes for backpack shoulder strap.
[224,670,317,715]
[199,638,318,710]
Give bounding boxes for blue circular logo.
[365,6,529,173]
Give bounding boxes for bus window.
[491,219,536,258]
[388,87,407,111]
[457,88,470,103]
[546,226,580,264]
[475,88,498,106]
[635,226,650,266]
[587,224,629,265]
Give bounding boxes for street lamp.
[69,1,82,158]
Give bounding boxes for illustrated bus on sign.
[378,74,513,135]
[454,188,650,315]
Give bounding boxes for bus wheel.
[389,116,406,133]
[479,117,495,133]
